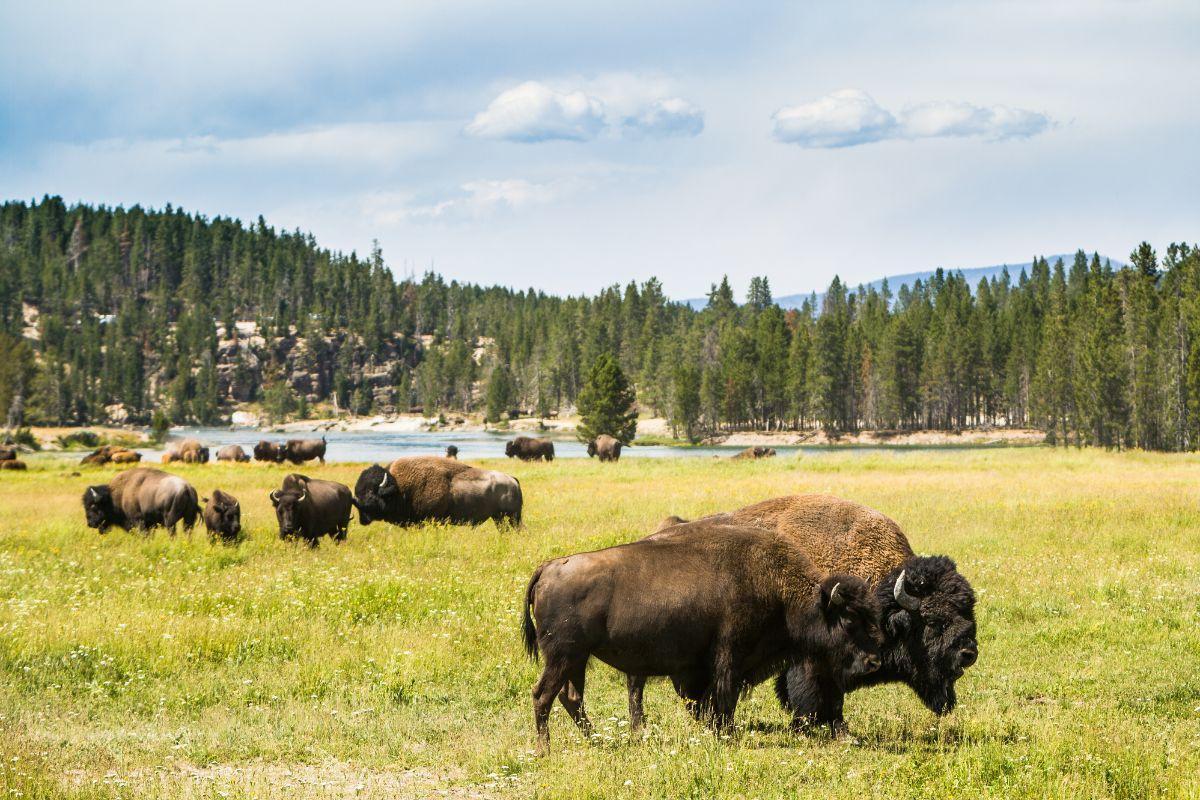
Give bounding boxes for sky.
[1,1,1197,299]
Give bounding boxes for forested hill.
[0,196,1197,450]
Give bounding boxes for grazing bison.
[81,467,199,534]
[270,473,354,546]
[731,446,776,460]
[170,438,209,464]
[254,440,285,463]
[445,445,459,459]
[80,445,140,465]
[216,444,250,463]
[110,449,142,464]
[523,524,882,755]
[586,434,623,462]
[161,451,181,464]
[0,459,27,470]
[654,495,978,733]
[0,446,17,461]
[202,489,242,542]
[282,437,327,465]
[354,457,521,528]
[506,436,555,462]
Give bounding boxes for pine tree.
[576,354,637,444]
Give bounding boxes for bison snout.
[958,646,978,668]
[862,654,881,674]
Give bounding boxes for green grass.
[1,448,1198,798]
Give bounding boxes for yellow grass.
[0,448,1198,798]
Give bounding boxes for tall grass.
[0,449,1197,798]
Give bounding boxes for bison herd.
[68,431,978,755]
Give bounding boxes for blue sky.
[1,1,1196,298]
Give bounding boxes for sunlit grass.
[1,448,1198,798]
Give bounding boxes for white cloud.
[464,82,607,142]
[466,77,703,142]
[899,101,1051,140]
[772,89,897,148]
[773,89,1052,148]
[367,178,575,224]
[623,97,705,138]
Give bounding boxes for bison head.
[813,575,883,681]
[879,556,977,715]
[504,440,517,458]
[206,490,242,540]
[445,445,458,459]
[270,485,308,538]
[586,441,597,458]
[353,464,398,525]
[196,447,210,464]
[82,485,116,532]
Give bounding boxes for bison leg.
[777,662,847,736]
[557,662,593,738]
[671,672,711,722]
[626,674,647,732]
[532,659,573,757]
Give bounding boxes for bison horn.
[269,490,280,503]
[298,490,307,502]
[379,474,388,490]
[893,570,922,612]
[828,581,844,608]
[87,487,97,499]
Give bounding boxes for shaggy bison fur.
[354,457,521,528]
[202,489,242,542]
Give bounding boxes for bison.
[254,440,286,463]
[109,449,142,464]
[731,446,776,460]
[506,436,555,462]
[80,445,140,465]
[353,457,521,529]
[216,444,250,463]
[170,438,209,464]
[654,495,977,734]
[0,459,27,470]
[522,523,882,755]
[282,437,326,465]
[82,467,199,534]
[270,473,354,546]
[202,489,242,542]
[0,446,17,461]
[586,434,623,462]
[445,445,459,459]
[161,451,181,464]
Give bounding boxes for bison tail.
[522,563,544,662]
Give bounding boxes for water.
[141,427,764,463]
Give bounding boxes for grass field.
[1,448,1198,799]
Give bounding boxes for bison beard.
[775,555,977,730]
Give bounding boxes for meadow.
[0,447,1198,799]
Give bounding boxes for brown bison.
[161,451,182,464]
[216,444,250,462]
[654,495,978,734]
[81,467,199,534]
[170,438,209,464]
[731,446,777,460]
[506,436,555,461]
[80,445,140,465]
[254,440,286,463]
[353,457,522,528]
[523,523,882,755]
[0,446,17,461]
[202,489,242,542]
[270,473,355,546]
[586,434,623,462]
[282,437,327,465]
[0,459,27,470]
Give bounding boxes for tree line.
[0,197,1196,449]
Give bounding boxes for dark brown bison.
[216,444,250,462]
[202,489,242,542]
[161,451,182,464]
[270,473,354,546]
[254,440,286,463]
[654,495,978,734]
[353,457,521,528]
[82,467,199,534]
[282,437,326,465]
[585,434,623,462]
[0,446,17,461]
[0,459,27,470]
[445,445,459,459]
[505,436,555,461]
[731,446,776,460]
[522,523,882,755]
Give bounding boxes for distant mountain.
[684,255,1126,311]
